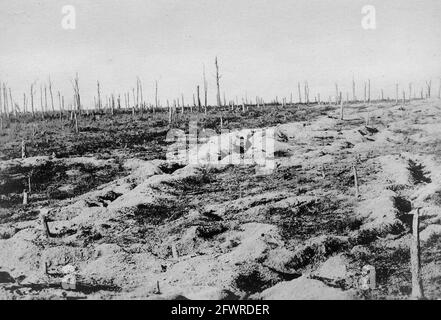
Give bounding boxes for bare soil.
[0,100,440,300]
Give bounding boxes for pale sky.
[0,0,440,108]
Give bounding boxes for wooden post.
[410,208,424,299]
[353,164,359,198]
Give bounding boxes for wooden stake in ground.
[410,208,424,299]
[171,243,178,259]
[40,211,52,238]
[340,98,344,120]
[21,139,27,159]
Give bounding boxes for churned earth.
[0,100,440,300]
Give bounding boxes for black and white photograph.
[0,0,440,305]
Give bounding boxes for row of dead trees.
[1,67,440,122]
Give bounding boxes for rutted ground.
[0,100,441,299]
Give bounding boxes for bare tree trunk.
[97,81,102,110]
[363,82,367,104]
[298,82,302,103]
[304,82,309,103]
[340,98,344,120]
[40,212,51,238]
[426,80,432,98]
[139,78,143,112]
[9,88,16,117]
[368,79,371,103]
[202,65,208,111]
[44,86,48,113]
[155,80,158,112]
[438,78,441,99]
[58,91,62,120]
[215,57,221,108]
[48,79,55,112]
[197,85,201,110]
[352,77,356,102]
[353,164,359,198]
[73,73,81,112]
[30,84,34,117]
[74,112,79,134]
